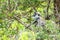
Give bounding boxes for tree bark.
[54,0,60,27]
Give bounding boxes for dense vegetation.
[0,0,60,40]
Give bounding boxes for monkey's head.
[32,12,45,27]
[32,12,40,20]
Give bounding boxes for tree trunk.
[54,0,60,27]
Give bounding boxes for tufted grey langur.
[32,12,46,27]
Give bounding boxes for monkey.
[32,12,46,27]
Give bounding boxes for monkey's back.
[37,17,46,27]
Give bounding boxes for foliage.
[0,0,60,40]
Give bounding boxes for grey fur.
[32,12,45,27]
